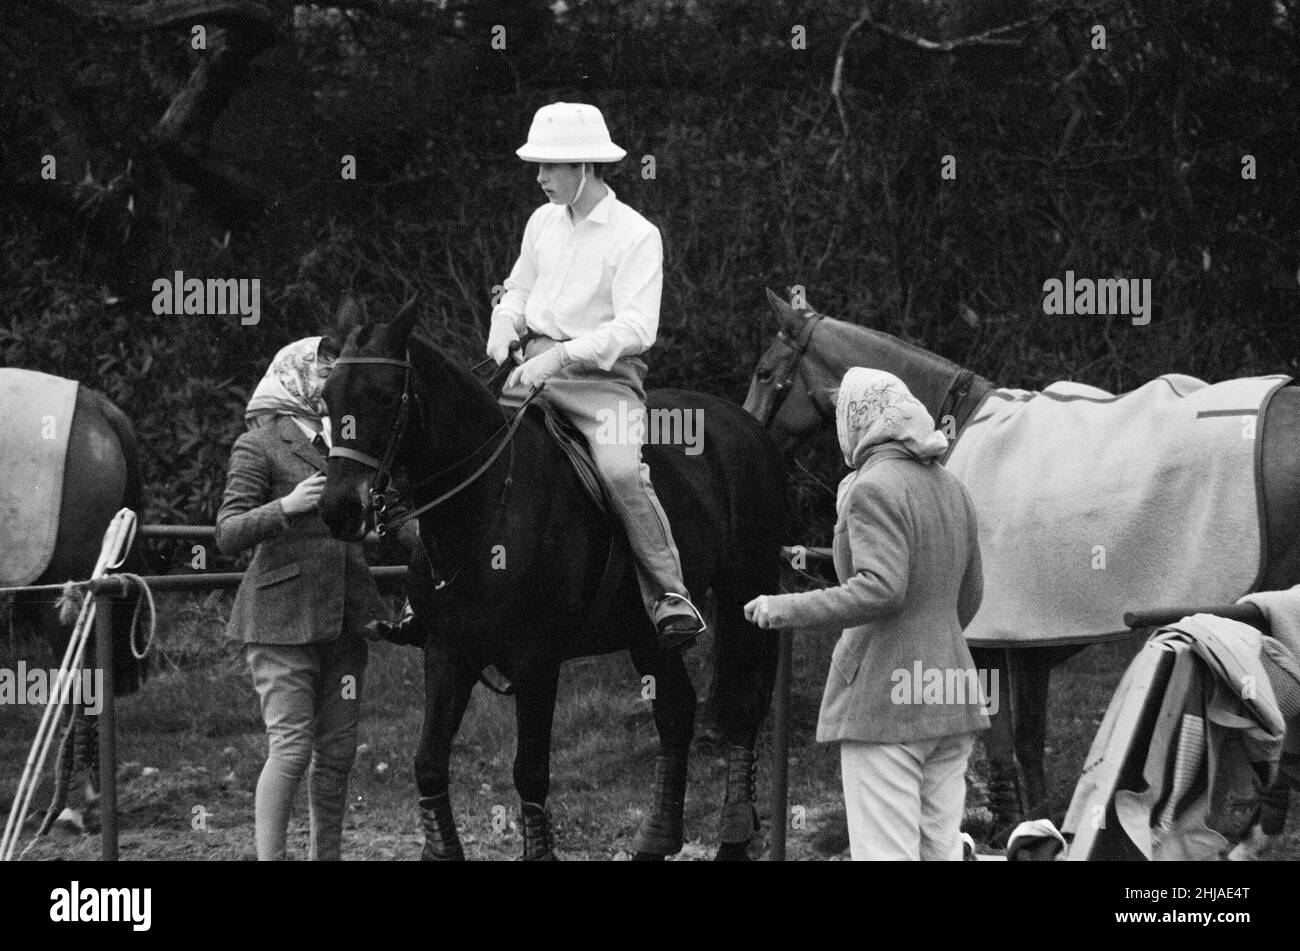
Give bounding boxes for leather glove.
[486,313,522,366]
[507,344,569,390]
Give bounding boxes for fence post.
[94,592,118,861]
[769,628,792,861]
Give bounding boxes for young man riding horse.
[383,102,706,651]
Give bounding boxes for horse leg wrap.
[520,801,556,861]
[987,760,1025,829]
[632,755,688,856]
[1259,751,1300,836]
[418,793,465,861]
[717,745,760,846]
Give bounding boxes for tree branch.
[41,0,276,35]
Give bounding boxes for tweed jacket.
[215,416,383,645]
[765,445,989,744]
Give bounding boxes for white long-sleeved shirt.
[490,186,663,371]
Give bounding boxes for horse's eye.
[756,366,773,382]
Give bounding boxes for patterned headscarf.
[835,367,948,513]
[244,336,333,426]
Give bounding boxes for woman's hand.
[743,595,776,630]
[280,473,326,516]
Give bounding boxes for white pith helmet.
[516,102,627,163]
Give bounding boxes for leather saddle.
[523,400,630,636]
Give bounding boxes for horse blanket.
[946,374,1289,646]
[0,368,78,587]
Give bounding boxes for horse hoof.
[51,808,86,836]
[713,842,751,862]
[1227,825,1278,861]
[631,851,666,862]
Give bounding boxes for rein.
[328,349,543,540]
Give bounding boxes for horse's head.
[319,293,419,541]
[743,287,838,452]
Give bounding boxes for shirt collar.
[584,185,617,225]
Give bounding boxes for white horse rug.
[0,368,79,587]
[946,374,1290,647]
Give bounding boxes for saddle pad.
[0,368,79,587]
[535,401,609,517]
[946,374,1289,647]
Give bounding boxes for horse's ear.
[387,290,420,344]
[335,293,363,334]
[765,286,795,321]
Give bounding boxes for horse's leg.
[627,645,697,861]
[1011,643,1089,816]
[413,650,476,861]
[706,592,779,862]
[970,646,1023,833]
[1008,648,1051,814]
[512,660,562,861]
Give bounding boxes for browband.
[328,445,385,469]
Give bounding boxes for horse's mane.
[817,311,970,379]
[405,328,500,405]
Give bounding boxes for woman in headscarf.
[744,368,987,860]
[215,336,384,860]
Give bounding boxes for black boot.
[520,801,556,860]
[366,599,426,647]
[716,744,759,859]
[631,755,688,857]
[419,793,465,861]
[652,593,707,652]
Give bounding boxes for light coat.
[766,445,988,744]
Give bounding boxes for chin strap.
[567,163,588,206]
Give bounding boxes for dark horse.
[744,289,1300,833]
[319,306,789,860]
[1,371,148,830]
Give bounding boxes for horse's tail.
[97,394,144,519]
[95,391,150,695]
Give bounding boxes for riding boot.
[519,800,556,860]
[717,744,759,847]
[631,755,688,856]
[652,594,707,652]
[418,792,465,861]
[365,599,426,647]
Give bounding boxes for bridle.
[754,311,827,428]
[327,350,542,543]
[753,311,981,469]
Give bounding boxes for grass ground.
[3,591,1298,861]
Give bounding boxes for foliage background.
[2,0,1297,547]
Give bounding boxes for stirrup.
[653,592,707,628]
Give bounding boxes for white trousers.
[839,732,976,861]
